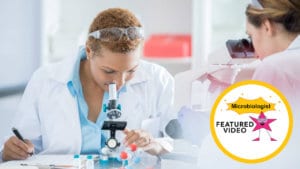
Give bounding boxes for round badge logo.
[210,80,293,163]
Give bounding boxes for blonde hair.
[86,8,143,54]
[246,0,300,33]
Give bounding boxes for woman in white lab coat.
[247,0,300,167]
[197,1,300,168]
[246,0,300,105]
[1,8,174,161]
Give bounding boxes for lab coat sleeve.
[10,68,46,154]
[0,68,44,161]
[252,61,300,111]
[158,71,175,134]
[155,69,175,153]
[252,61,289,90]
[252,62,277,83]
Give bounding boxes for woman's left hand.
[123,128,153,147]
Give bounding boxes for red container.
[143,34,191,58]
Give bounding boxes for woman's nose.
[115,74,126,90]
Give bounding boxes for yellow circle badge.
[210,80,293,163]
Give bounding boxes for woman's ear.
[85,44,91,60]
[262,19,276,36]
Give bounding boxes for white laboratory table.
[0,140,199,169]
[0,153,198,169]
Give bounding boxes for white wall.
[210,0,249,50]
[192,0,249,69]
[43,0,192,63]
[0,0,41,143]
[0,0,41,89]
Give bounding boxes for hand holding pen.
[1,127,34,161]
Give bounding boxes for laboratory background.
[0,0,250,168]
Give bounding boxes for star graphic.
[250,112,276,131]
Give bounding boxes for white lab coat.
[2,54,174,155]
[252,35,300,112]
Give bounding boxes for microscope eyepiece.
[108,83,117,101]
[108,83,117,110]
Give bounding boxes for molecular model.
[100,144,154,169]
[119,144,154,169]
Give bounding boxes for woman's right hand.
[2,136,34,161]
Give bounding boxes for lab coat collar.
[48,47,82,85]
[49,47,149,86]
[126,60,149,85]
[287,35,300,50]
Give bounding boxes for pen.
[12,127,34,156]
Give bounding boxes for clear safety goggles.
[88,27,144,42]
[251,0,263,9]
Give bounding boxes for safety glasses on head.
[88,27,144,42]
[251,0,263,9]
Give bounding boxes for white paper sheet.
[0,155,75,169]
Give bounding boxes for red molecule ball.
[130,144,137,152]
[120,151,128,160]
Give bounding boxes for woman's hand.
[123,128,170,155]
[123,128,153,148]
[2,136,34,161]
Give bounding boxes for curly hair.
[86,8,143,54]
[246,0,300,33]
